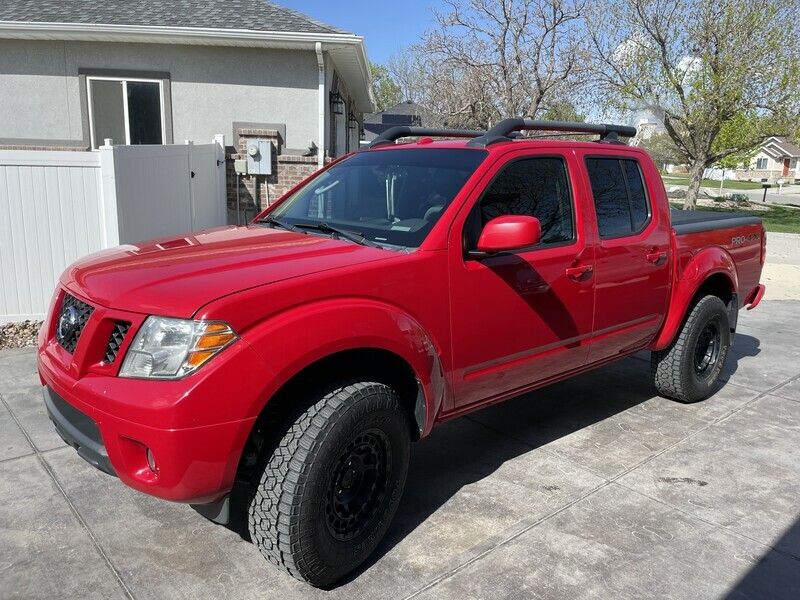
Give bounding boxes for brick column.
[226,128,328,224]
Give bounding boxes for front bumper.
[38,291,270,504]
[44,385,116,476]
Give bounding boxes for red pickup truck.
[38,119,765,586]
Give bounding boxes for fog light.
[146,448,158,474]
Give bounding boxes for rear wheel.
[248,380,410,587]
[652,295,731,403]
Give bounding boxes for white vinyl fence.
[0,137,226,323]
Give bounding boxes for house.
[735,136,800,182]
[362,101,426,143]
[0,0,375,218]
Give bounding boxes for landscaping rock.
[0,321,42,349]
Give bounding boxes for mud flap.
[728,293,739,343]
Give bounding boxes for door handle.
[565,263,593,280]
[646,250,667,264]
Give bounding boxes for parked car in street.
[38,119,765,586]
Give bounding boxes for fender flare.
[240,297,447,439]
[652,246,738,350]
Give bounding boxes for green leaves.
[588,0,800,207]
[370,62,402,113]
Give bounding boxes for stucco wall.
[0,39,320,150]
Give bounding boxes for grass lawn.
[670,202,800,234]
[662,174,766,190]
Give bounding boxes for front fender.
[652,246,738,350]
[239,298,446,438]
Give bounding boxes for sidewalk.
[2,300,799,599]
[662,179,800,207]
[760,232,800,300]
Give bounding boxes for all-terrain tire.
[248,380,410,587]
[652,295,731,403]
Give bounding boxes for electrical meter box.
[246,140,273,175]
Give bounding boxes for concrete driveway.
[2,301,799,599]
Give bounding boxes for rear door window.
[586,158,650,238]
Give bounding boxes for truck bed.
[670,209,764,307]
[670,209,762,235]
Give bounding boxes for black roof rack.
[365,126,484,149]
[363,119,637,150]
[467,118,637,148]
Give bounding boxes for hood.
[62,225,394,318]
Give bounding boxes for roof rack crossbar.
[366,126,485,149]
[467,118,637,148]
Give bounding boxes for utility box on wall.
[246,140,273,175]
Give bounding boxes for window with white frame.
[87,77,166,149]
[755,157,768,170]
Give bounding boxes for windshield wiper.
[257,215,304,234]
[294,222,384,249]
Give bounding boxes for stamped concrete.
[0,300,798,599]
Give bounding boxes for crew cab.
[37,119,766,586]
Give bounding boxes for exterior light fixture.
[348,112,357,129]
[330,92,344,115]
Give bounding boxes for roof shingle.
[0,0,349,35]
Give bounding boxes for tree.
[407,0,588,129]
[542,100,585,123]
[588,0,800,209]
[713,113,760,171]
[639,132,683,169]
[370,62,402,113]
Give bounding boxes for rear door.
[448,149,596,408]
[580,153,672,364]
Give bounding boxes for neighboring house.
[362,101,426,143]
[0,0,375,215]
[734,136,800,182]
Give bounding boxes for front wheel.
[652,295,731,403]
[248,381,410,587]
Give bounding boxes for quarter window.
[87,77,165,149]
[586,158,650,238]
[478,157,574,245]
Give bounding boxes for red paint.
[38,137,764,504]
[477,215,541,252]
[746,284,766,310]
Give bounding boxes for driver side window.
[466,156,575,249]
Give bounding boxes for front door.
[784,158,790,177]
[449,151,595,408]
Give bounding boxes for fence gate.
[111,137,225,244]
[0,137,226,323]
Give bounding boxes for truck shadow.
[719,331,761,383]
[223,333,762,588]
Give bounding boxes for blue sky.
[278,1,438,64]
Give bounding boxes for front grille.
[104,321,131,364]
[56,293,94,353]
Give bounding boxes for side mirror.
[470,215,541,258]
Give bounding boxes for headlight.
[119,317,238,379]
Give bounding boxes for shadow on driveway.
[218,332,762,588]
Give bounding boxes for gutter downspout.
[315,42,325,169]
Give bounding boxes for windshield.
[266,148,487,249]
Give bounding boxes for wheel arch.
[652,247,738,350]
[228,298,447,486]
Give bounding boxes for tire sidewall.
[683,298,730,399]
[301,392,409,577]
